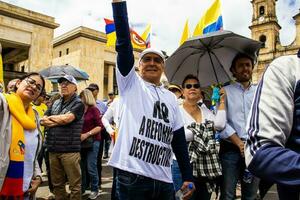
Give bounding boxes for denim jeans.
[87,141,100,192]
[172,160,212,200]
[81,141,100,193]
[171,160,183,193]
[220,151,259,200]
[116,169,174,200]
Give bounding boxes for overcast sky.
[3,0,300,55]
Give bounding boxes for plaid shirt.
[188,121,222,192]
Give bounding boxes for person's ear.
[15,80,22,90]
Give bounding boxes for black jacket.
[45,94,84,153]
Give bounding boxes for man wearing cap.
[168,84,183,98]
[109,1,194,199]
[41,75,84,200]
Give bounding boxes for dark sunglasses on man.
[184,83,200,89]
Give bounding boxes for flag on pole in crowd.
[104,18,117,46]
[179,19,190,45]
[141,24,151,48]
[104,18,150,50]
[0,43,4,92]
[193,0,223,36]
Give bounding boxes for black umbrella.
[165,30,262,87]
[40,65,89,82]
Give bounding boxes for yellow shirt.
[32,103,47,138]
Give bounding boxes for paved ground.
[36,158,279,200]
[36,158,112,200]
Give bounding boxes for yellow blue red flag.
[104,18,149,50]
[104,18,117,46]
[193,0,223,36]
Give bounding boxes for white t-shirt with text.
[108,67,184,183]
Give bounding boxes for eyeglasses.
[141,56,163,64]
[184,83,200,89]
[25,77,42,92]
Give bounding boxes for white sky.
[3,0,300,55]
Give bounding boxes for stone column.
[108,64,114,93]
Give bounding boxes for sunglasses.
[184,83,200,89]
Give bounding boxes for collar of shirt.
[232,81,255,91]
[142,79,166,91]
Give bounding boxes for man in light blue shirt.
[86,83,107,115]
[220,53,259,200]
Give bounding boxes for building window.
[59,51,62,57]
[66,48,69,55]
[259,35,267,48]
[259,6,265,16]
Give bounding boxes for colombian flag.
[104,18,117,47]
[193,0,223,36]
[104,18,149,50]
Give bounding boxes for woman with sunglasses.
[172,74,226,200]
[0,72,45,199]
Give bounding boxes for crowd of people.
[0,0,300,200]
[0,73,117,200]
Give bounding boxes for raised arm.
[112,0,135,76]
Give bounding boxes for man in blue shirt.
[87,83,107,115]
[220,53,259,200]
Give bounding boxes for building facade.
[250,0,300,82]
[0,1,59,85]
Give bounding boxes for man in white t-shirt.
[109,1,194,199]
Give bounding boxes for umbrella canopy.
[165,30,262,87]
[40,65,89,82]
